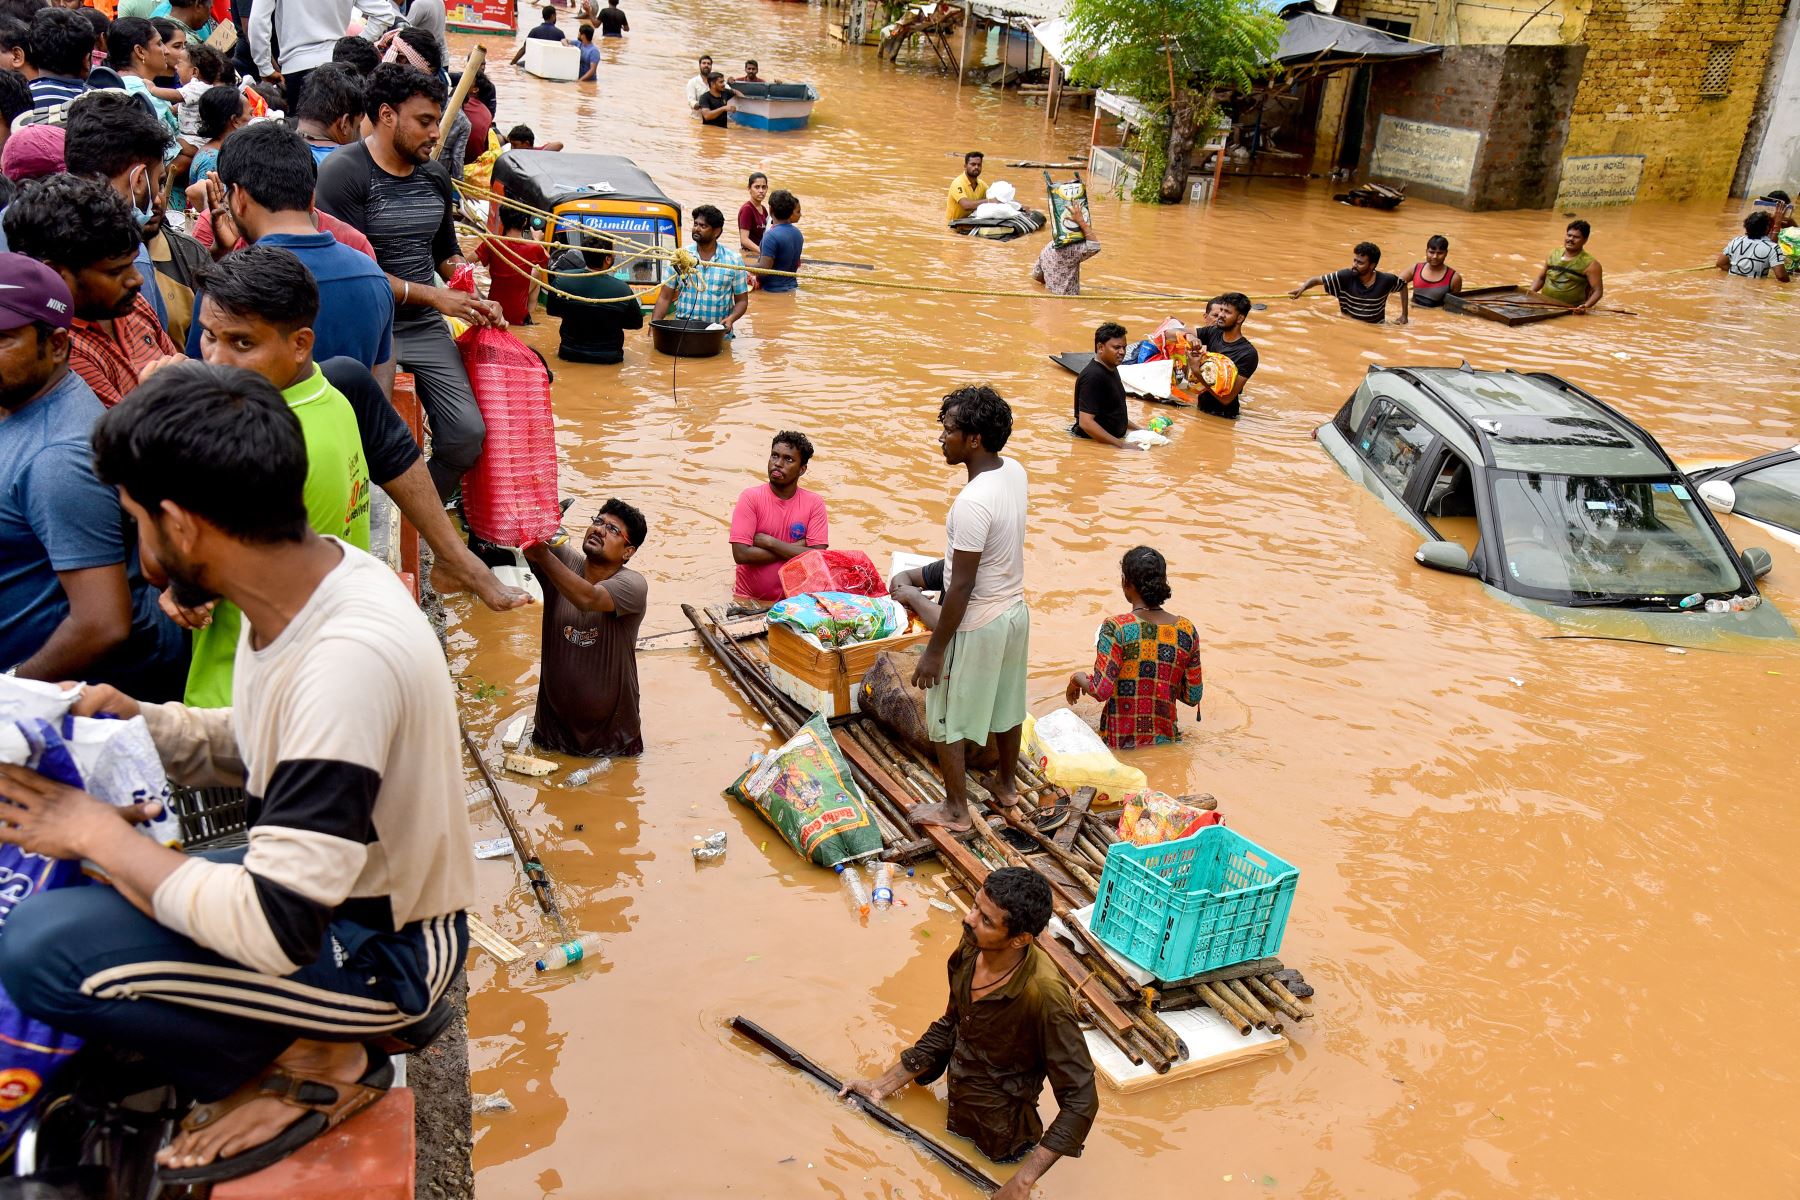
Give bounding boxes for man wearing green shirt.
[180,244,370,706]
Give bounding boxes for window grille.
[1700,42,1739,97]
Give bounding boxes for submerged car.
[1316,365,1793,640]
[1690,446,1800,552]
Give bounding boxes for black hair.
[217,120,316,213]
[198,244,319,334]
[77,5,106,44]
[706,70,723,83]
[692,203,724,230]
[26,7,92,77]
[747,170,767,187]
[331,33,379,76]
[0,173,13,209]
[1121,545,1171,606]
[92,362,310,545]
[1744,210,1774,239]
[65,88,173,179]
[1094,321,1126,347]
[0,1,41,23]
[744,59,757,68]
[364,62,444,122]
[248,79,284,112]
[0,16,26,55]
[148,16,182,44]
[1210,291,1251,317]
[499,205,530,231]
[507,123,535,144]
[104,15,156,70]
[938,385,1011,453]
[1566,218,1591,238]
[2,173,141,268]
[295,61,363,127]
[184,41,228,84]
[699,53,712,63]
[197,83,242,141]
[578,22,593,39]
[541,4,556,18]
[964,150,983,162]
[0,65,30,124]
[983,866,1051,938]
[768,188,797,221]
[771,429,813,465]
[1764,189,1791,204]
[1425,233,1449,253]
[599,497,647,548]
[577,230,612,271]
[164,0,209,15]
[1352,240,1381,265]
[395,25,444,75]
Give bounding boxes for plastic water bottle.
[563,760,613,788]
[536,933,604,972]
[871,862,895,910]
[836,863,870,918]
[1678,593,1704,610]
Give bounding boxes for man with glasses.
[522,500,650,757]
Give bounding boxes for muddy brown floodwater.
[448,4,1800,1196]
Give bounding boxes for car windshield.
[1491,473,1744,602]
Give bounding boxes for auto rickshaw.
[488,151,684,303]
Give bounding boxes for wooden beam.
[957,0,973,87]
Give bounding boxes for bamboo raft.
[682,604,1314,1075]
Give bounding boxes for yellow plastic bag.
[1022,708,1147,809]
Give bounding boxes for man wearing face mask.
[65,90,209,345]
[2,173,180,409]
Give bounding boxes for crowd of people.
[1,0,1794,1192]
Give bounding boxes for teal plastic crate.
[1091,825,1299,981]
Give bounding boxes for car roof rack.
[1508,369,1678,472]
[1386,367,1493,467]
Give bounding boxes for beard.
[161,552,220,609]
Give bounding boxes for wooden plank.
[1055,786,1096,849]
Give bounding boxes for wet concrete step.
[213,1088,414,1200]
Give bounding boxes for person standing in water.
[1403,234,1462,307]
[839,866,1097,1200]
[946,150,986,223]
[1065,546,1203,750]
[738,170,769,260]
[1530,218,1604,314]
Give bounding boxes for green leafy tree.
[1064,0,1283,202]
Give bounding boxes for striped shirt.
[70,296,180,409]
[141,543,475,976]
[26,76,87,116]
[1322,267,1404,324]
[669,242,750,324]
[316,141,459,320]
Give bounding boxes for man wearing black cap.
[0,251,186,698]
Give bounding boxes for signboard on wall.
[1555,155,1645,207]
[447,0,515,33]
[1370,116,1481,194]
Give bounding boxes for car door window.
[1362,403,1433,498]
[1733,460,1800,533]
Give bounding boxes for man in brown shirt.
[522,499,649,757]
[841,867,1097,1199]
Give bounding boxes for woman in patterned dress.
[1064,546,1203,750]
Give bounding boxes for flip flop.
[156,1050,394,1187]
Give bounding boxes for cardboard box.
[765,622,929,719]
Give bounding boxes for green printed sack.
[1045,171,1089,248]
[726,713,884,867]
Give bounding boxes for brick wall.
[1357,44,1588,210]
[1562,0,1787,201]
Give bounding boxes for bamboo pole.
[1192,982,1252,1035]
[1225,978,1280,1033]
[431,45,485,163]
[1079,1000,1142,1066]
[1259,975,1311,1021]
[1247,975,1306,1024]
[1198,981,1259,1030]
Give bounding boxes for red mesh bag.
[779,549,889,599]
[452,265,560,546]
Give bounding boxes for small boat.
[1443,285,1577,327]
[729,82,820,131]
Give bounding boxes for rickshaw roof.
[492,151,680,214]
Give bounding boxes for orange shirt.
[70,296,179,408]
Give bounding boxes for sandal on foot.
[157,1050,394,1186]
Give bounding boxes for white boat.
[729,82,820,131]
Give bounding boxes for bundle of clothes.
[951,180,1048,241]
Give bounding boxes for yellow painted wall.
[1561,0,1787,201]
[1335,0,1588,46]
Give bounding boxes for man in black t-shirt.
[316,64,505,501]
[599,0,629,37]
[1072,321,1141,450]
[1289,241,1409,325]
[1194,291,1260,420]
[511,5,565,62]
[696,72,737,125]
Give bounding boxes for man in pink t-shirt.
[729,430,829,601]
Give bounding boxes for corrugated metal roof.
[969,0,1067,25]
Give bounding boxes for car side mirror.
[1416,540,1473,574]
[1742,547,1773,580]
[1698,479,1737,515]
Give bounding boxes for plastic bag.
[767,593,903,649]
[724,714,883,868]
[1022,708,1146,808]
[779,549,888,599]
[453,263,560,547]
[1045,172,1089,249]
[1781,227,1800,273]
[858,650,1000,770]
[1118,790,1222,847]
